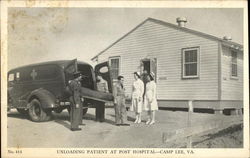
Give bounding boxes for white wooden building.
[91,17,243,113]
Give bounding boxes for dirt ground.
[7,108,243,148]
[193,124,243,148]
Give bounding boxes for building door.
[141,58,157,81]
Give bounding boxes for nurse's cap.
[149,72,155,79]
[133,72,141,76]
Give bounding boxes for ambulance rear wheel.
[28,99,51,122]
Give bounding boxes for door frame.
[140,58,157,82]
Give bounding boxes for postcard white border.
[1,1,249,158]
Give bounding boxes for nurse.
[130,72,144,123]
[144,72,158,125]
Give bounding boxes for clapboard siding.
[221,46,243,100]
[97,20,219,100]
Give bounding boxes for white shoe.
[146,120,151,124]
[134,119,138,123]
[137,119,141,124]
[149,120,155,125]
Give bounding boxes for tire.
[16,108,28,115]
[28,99,52,122]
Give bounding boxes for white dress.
[130,79,144,113]
[144,81,158,111]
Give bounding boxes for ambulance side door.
[94,61,112,93]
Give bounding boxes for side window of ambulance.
[16,72,20,81]
[36,65,59,80]
[19,68,32,81]
[8,73,15,82]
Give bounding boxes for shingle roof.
[91,17,243,61]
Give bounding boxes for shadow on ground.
[7,112,28,120]
[53,112,117,128]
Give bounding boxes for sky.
[8,8,243,70]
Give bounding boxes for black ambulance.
[8,59,112,122]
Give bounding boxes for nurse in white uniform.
[130,72,144,123]
[144,72,158,125]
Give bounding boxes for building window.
[109,56,120,80]
[182,47,199,78]
[231,51,237,77]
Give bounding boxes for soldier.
[113,76,130,126]
[68,71,83,131]
[95,74,109,122]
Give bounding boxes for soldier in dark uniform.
[68,71,83,131]
[113,76,130,126]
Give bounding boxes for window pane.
[189,63,197,75]
[111,59,119,68]
[232,51,237,58]
[185,64,189,76]
[65,64,76,74]
[231,51,237,77]
[185,50,197,62]
[36,65,59,80]
[16,72,20,79]
[111,69,118,79]
[19,68,32,81]
[185,51,190,62]
[110,58,120,79]
[232,51,237,63]
[8,74,14,81]
[232,64,237,76]
[185,63,197,76]
[192,51,197,62]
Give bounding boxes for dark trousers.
[95,101,105,122]
[70,104,81,129]
[69,97,82,129]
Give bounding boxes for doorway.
[141,58,157,82]
[142,60,150,74]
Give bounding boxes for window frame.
[8,73,15,82]
[34,64,60,81]
[231,51,238,78]
[109,56,121,81]
[182,47,200,79]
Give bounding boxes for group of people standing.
[68,70,158,131]
[113,70,158,126]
